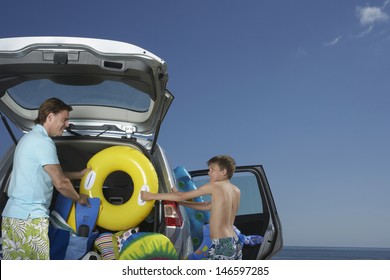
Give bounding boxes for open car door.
[190,165,283,260]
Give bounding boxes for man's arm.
[44,164,89,206]
[63,168,90,180]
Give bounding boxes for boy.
[141,155,242,260]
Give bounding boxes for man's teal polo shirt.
[2,124,59,219]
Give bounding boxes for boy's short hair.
[207,155,236,179]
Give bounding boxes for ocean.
[272,246,390,260]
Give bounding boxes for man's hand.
[77,193,91,207]
[78,168,91,179]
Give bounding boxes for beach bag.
[49,210,98,260]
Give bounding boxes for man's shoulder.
[21,132,52,148]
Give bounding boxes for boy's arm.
[141,183,212,202]
[141,191,186,202]
[179,201,211,211]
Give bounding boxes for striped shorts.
[1,216,50,260]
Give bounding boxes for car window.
[7,79,151,112]
[191,171,263,215]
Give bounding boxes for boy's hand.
[141,191,153,201]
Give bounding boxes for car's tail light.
[163,201,183,227]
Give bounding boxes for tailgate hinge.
[120,125,137,139]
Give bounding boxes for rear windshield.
[7,79,151,112]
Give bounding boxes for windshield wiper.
[66,124,82,136]
[66,124,127,138]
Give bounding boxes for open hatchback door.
[0,36,173,151]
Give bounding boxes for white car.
[0,36,282,260]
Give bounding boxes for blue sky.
[1,0,389,248]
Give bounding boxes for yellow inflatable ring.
[79,146,158,231]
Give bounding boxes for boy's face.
[208,163,227,182]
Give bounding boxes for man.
[1,97,90,260]
[141,155,242,260]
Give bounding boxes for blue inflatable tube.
[173,166,210,250]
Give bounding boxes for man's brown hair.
[207,155,236,179]
[34,97,73,125]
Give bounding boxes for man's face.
[47,110,69,137]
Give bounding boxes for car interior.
[53,138,158,234]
